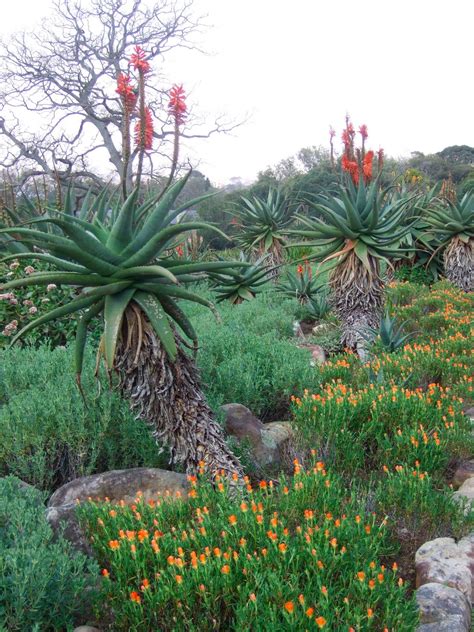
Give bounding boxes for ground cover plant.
[80,460,419,631]
[0,477,98,631]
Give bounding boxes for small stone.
[73,627,102,632]
[453,460,474,488]
[416,583,470,629]
[415,538,473,602]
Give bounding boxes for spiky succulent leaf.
[1,176,246,373]
[209,253,273,303]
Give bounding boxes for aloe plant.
[233,188,295,267]
[424,192,474,292]
[362,312,416,353]
[209,253,272,304]
[276,263,322,304]
[0,174,244,478]
[289,177,413,355]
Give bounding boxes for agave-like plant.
[276,262,323,304]
[424,192,474,292]
[233,189,295,267]
[209,253,272,304]
[361,312,417,353]
[289,177,413,355]
[0,174,245,479]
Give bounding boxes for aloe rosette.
[289,177,413,354]
[424,192,474,292]
[0,174,244,478]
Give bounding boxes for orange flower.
[221,565,230,574]
[368,579,375,590]
[298,594,305,605]
[141,578,150,590]
[367,608,374,618]
[249,593,257,602]
[130,591,141,604]
[175,575,183,584]
[306,607,314,617]
[321,586,328,596]
[228,515,237,525]
[284,601,294,613]
[108,540,120,550]
[315,616,327,628]
[101,569,109,577]
[278,542,287,553]
[213,547,222,557]
[357,572,365,582]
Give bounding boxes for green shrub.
[79,462,419,631]
[0,476,98,631]
[0,346,168,492]
[188,291,315,419]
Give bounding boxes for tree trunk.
[444,237,473,292]
[329,252,384,354]
[114,304,243,480]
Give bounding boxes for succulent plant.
[209,252,272,304]
[0,174,244,478]
[424,192,474,292]
[288,177,413,354]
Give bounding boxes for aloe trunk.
[115,304,243,478]
[330,251,384,355]
[443,236,474,292]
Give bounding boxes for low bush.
[0,476,98,631]
[0,346,168,492]
[79,461,419,631]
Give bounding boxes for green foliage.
[289,178,414,269]
[209,253,272,304]
[393,263,435,285]
[0,476,98,631]
[0,175,246,376]
[362,312,417,353]
[276,263,323,304]
[1,259,97,348]
[79,461,419,631]
[233,188,295,256]
[424,191,474,246]
[0,345,167,491]
[185,289,315,419]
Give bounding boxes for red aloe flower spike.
[363,150,374,182]
[116,73,137,112]
[359,125,368,141]
[134,106,154,150]
[130,46,150,73]
[168,85,187,125]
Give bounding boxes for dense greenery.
[0,477,98,631]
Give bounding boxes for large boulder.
[416,583,471,631]
[221,404,295,471]
[453,477,474,513]
[46,468,188,554]
[415,536,474,603]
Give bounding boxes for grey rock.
[73,627,102,632]
[221,403,264,445]
[49,467,188,507]
[453,460,474,488]
[222,404,294,471]
[416,583,470,629]
[416,537,473,602]
[46,504,93,556]
[417,620,469,632]
[46,468,188,555]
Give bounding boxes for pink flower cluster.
[0,292,17,305]
[2,320,18,337]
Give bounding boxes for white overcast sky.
[1,0,473,186]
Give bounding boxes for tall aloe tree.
[424,192,474,292]
[233,188,295,268]
[289,178,412,355]
[0,174,243,479]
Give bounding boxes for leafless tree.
[0,0,236,195]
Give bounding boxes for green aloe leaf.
[133,291,177,360]
[103,288,136,369]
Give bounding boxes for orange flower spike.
[368,579,375,590]
[284,601,294,614]
[298,594,305,605]
[108,540,120,550]
[278,542,287,553]
[315,616,327,628]
[357,571,365,581]
[321,586,328,596]
[249,592,257,602]
[228,514,237,526]
[240,502,248,512]
[101,568,110,577]
[367,608,374,618]
[175,575,183,584]
[130,591,141,604]
[221,565,230,574]
[306,607,314,617]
